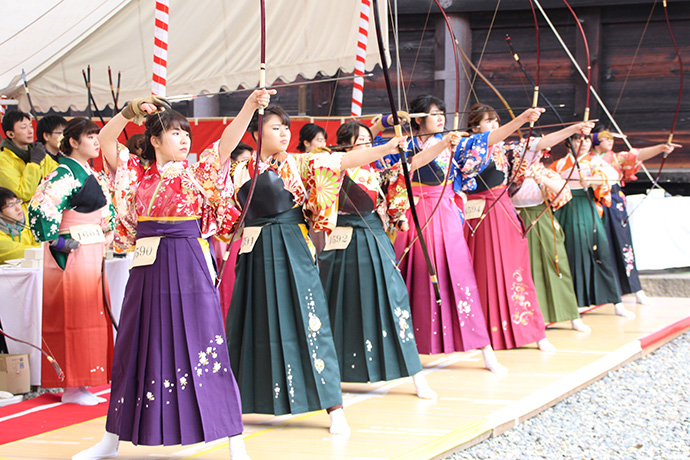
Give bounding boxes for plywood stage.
[1,296,688,460]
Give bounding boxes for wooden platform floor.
[1,296,689,460]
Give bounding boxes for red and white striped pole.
[350,0,371,116]
[152,0,169,97]
[0,96,6,118]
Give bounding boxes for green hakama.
[319,212,422,383]
[518,203,580,323]
[555,190,622,307]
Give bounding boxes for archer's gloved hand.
[374,111,411,132]
[121,95,171,125]
[50,236,80,253]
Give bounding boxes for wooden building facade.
[213,0,689,193]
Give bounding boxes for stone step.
[639,268,690,298]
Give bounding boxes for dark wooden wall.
[214,1,689,192]
[469,3,689,174]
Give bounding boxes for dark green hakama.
[517,203,580,323]
[228,208,343,416]
[554,190,622,307]
[319,212,422,383]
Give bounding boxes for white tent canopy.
[0,0,387,113]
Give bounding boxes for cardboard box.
[0,354,31,395]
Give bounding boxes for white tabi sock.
[537,338,557,353]
[578,305,593,314]
[571,318,592,333]
[228,434,251,460]
[328,408,351,435]
[411,372,437,399]
[62,387,103,406]
[72,431,119,460]
[614,302,636,319]
[481,345,508,375]
[635,290,652,305]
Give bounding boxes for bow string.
[524,0,593,236]
[371,0,443,306]
[505,35,598,265]
[216,0,266,287]
[623,0,684,225]
[396,0,460,264]
[401,0,518,259]
[470,0,541,236]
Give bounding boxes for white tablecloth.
[0,267,43,385]
[626,193,690,270]
[104,255,131,336]
[0,256,131,386]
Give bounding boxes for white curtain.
[0,0,388,113]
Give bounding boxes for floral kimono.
[29,156,115,388]
[389,132,496,354]
[104,145,244,446]
[318,157,422,383]
[511,148,580,324]
[595,148,643,295]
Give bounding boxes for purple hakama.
[106,219,243,445]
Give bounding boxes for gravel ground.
[446,331,690,460]
[22,386,61,401]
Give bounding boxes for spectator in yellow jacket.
[0,111,58,213]
[0,187,39,264]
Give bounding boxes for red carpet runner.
[0,385,110,445]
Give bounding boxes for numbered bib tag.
[464,199,486,220]
[239,227,262,255]
[323,227,354,251]
[69,224,106,245]
[130,237,162,268]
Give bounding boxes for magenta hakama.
[394,184,490,354]
[464,187,547,350]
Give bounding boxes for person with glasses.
[36,115,67,162]
[0,187,39,264]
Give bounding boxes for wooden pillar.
[298,85,307,116]
[434,13,472,129]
